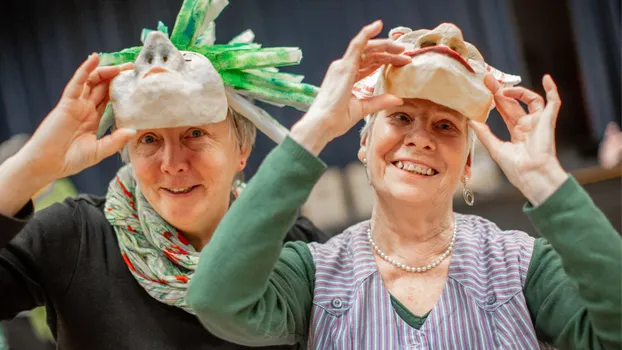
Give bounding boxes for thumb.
[360,94,403,117]
[468,120,503,161]
[95,128,136,162]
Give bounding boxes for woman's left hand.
[469,74,569,206]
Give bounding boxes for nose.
[160,142,190,174]
[135,31,184,77]
[403,122,436,152]
[417,23,468,59]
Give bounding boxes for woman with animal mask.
[187,20,622,349]
[0,1,337,348]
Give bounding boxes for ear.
[357,133,369,163]
[463,151,472,180]
[237,146,251,172]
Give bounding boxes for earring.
[363,157,367,166]
[462,175,474,206]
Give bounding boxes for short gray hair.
[119,108,256,163]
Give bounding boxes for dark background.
[1,0,619,196]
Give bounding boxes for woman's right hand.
[17,54,136,182]
[290,20,411,155]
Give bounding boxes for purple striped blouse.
[307,213,555,349]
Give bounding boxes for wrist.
[518,160,569,207]
[289,118,334,156]
[0,153,57,217]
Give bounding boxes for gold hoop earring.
[462,175,474,206]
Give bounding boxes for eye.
[435,120,457,132]
[188,128,205,138]
[390,112,412,123]
[140,134,158,144]
[183,53,192,62]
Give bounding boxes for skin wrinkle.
[359,98,470,265]
[125,110,253,251]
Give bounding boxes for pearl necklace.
[367,224,457,273]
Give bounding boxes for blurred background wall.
[0,0,620,346]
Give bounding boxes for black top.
[0,194,329,349]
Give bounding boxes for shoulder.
[284,214,331,244]
[307,220,368,261]
[30,193,108,240]
[454,213,536,288]
[457,213,536,253]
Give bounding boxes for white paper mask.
[353,23,521,123]
[109,31,228,130]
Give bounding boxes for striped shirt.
[307,214,554,349]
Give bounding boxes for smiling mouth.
[162,185,199,194]
[392,161,438,176]
[403,46,475,73]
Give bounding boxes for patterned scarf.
[104,164,244,313]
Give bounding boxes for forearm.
[525,176,621,348]
[187,136,326,344]
[0,153,54,217]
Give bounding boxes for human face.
[128,117,250,233]
[358,98,471,206]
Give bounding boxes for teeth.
[394,161,435,176]
[168,187,192,193]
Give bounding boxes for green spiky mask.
[96,0,319,143]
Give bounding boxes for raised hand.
[290,20,411,155]
[469,74,569,206]
[19,54,136,182]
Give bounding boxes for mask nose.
[135,31,184,77]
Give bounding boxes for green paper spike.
[228,29,255,44]
[99,46,142,66]
[96,0,321,143]
[244,69,305,83]
[221,70,318,96]
[170,0,228,49]
[211,47,302,71]
[194,21,216,47]
[157,21,169,35]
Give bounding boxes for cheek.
[130,157,161,189]
[370,123,403,161]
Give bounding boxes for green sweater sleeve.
[186,136,326,347]
[523,176,621,349]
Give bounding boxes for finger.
[362,39,406,55]
[89,80,111,107]
[484,74,524,127]
[63,53,100,99]
[467,120,504,162]
[355,64,383,82]
[542,74,562,125]
[96,97,110,116]
[87,65,126,86]
[343,20,383,63]
[360,93,403,117]
[94,128,137,163]
[361,52,411,69]
[502,86,545,114]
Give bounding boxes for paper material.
[353,23,521,123]
[96,0,319,142]
[109,32,228,130]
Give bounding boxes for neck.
[179,202,229,253]
[370,193,456,264]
